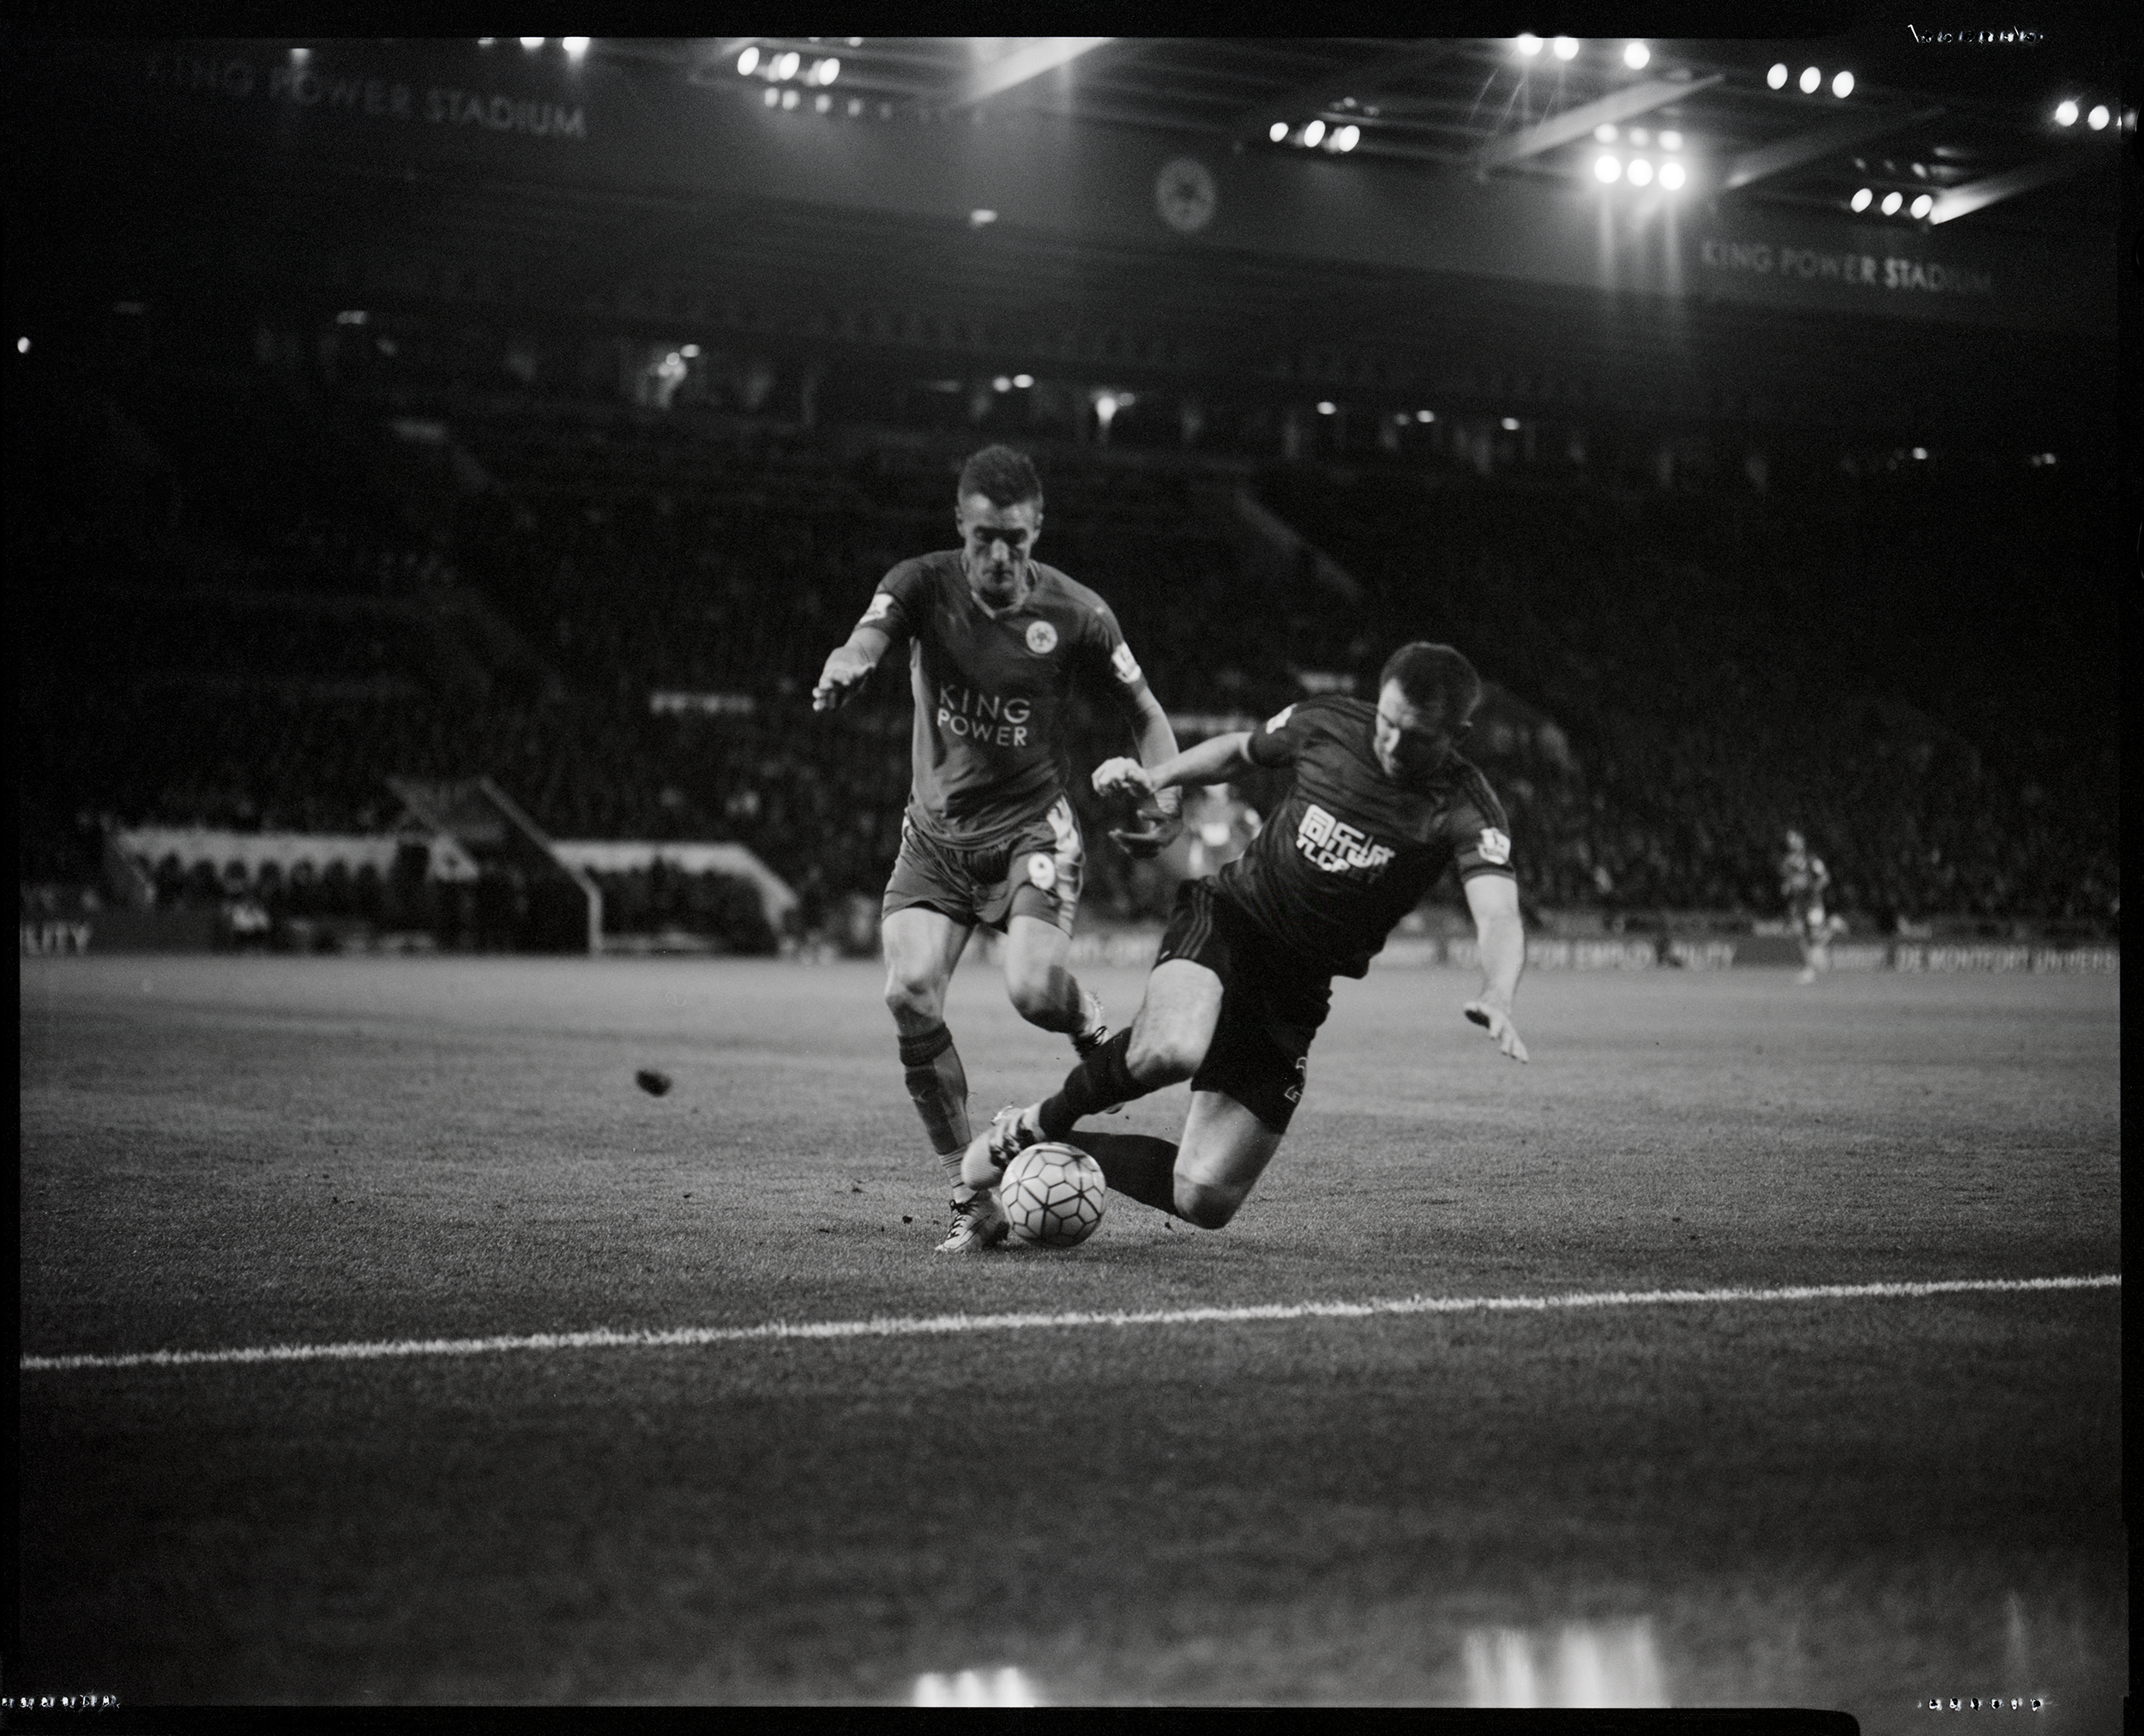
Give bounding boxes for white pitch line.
[18,1274,2118,1374]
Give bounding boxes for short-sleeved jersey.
[1780,847,1829,905]
[858,552,1148,847]
[1215,695,1516,979]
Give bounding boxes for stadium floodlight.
[478,38,495,45]
[1831,69,1853,98]
[1552,36,1579,59]
[993,376,1012,392]
[1659,160,1686,189]
[1303,119,1326,147]
[17,336,29,353]
[563,38,590,57]
[762,87,778,106]
[1659,130,1683,150]
[1501,417,1521,431]
[1909,192,1932,217]
[814,92,831,112]
[1417,409,1435,422]
[1799,66,1822,93]
[1316,401,1337,414]
[292,45,310,60]
[847,97,863,115]
[1594,152,1622,182]
[1768,63,1788,88]
[819,57,840,83]
[1595,122,1619,142]
[520,37,544,50]
[1881,190,1902,214]
[1515,33,1543,55]
[1851,186,1873,210]
[1333,124,1360,151]
[776,50,801,80]
[2087,105,2108,130]
[1269,121,1289,142]
[969,208,997,226]
[1629,127,1650,146]
[2054,99,2077,125]
[1911,446,1927,459]
[1013,374,1033,388]
[737,46,760,75]
[780,87,798,109]
[680,344,700,358]
[1624,43,1649,69]
[1627,156,1654,184]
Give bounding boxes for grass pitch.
[16,954,2124,1724]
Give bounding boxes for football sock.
[897,1022,972,1170]
[1079,1133,1182,1219]
[1038,1029,1144,1140]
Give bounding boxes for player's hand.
[1109,805,1183,860]
[811,648,872,713]
[1464,1000,1529,1063]
[1091,756,1155,801]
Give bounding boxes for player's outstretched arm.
[811,625,891,713]
[1102,689,1186,857]
[1460,871,1529,1063]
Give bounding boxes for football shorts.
[882,796,1085,935]
[1155,877,1334,1134]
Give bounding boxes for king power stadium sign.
[1699,236,1993,299]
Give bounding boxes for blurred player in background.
[1779,828,1839,984]
[960,641,1528,1239]
[812,444,1182,1252]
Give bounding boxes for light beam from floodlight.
[2054,99,2077,125]
[1516,34,1542,55]
[1881,190,1902,214]
[1851,186,1872,210]
[1595,153,1622,181]
[1768,63,1788,88]
[1624,43,1649,69]
[1659,161,1685,189]
[1552,36,1579,59]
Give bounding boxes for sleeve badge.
[1477,827,1512,865]
[862,593,894,624]
[1110,643,1142,684]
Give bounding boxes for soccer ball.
[997,1142,1106,1248]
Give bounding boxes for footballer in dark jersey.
[811,445,1182,1252]
[962,642,1529,1236]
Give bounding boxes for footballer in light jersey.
[963,642,1529,1237]
[811,445,1182,1252]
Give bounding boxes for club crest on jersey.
[1027,853,1057,891]
[1477,827,1512,865]
[1295,803,1395,878]
[1025,620,1058,655]
[1111,643,1142,684]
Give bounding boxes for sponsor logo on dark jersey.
[1295,803,1395,877]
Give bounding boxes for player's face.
[1373,681,1470,786]
[956,493,1042,608]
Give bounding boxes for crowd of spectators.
[11,350,2118,941]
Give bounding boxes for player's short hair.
[1379,642,1482,726]
[956,444,1044,509]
